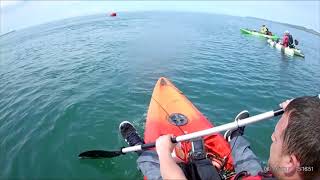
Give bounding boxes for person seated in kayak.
[266,31,273,36]
[119,122,227,180]
[282,30,295,48]
[260,25,269,34]
[120,96,320,180]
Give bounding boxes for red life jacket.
[282,35,289,47]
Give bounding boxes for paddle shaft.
[121,108,284,153]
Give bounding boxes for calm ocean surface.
[1,12,319,179]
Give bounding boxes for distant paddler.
[281,30,296,48]
[267,30,304,58]
[260,25,273,36]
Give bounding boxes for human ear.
[283,154,300,176]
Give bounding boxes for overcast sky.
[1,1,319,34]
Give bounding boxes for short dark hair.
[283,96,320,179]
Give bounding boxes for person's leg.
[137,150,162,180]
[119,121,144,155]
[229,136,263,175]
[119,121,162,179]
[224,111,263,175]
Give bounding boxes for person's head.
[268,96,320,179]
[262,25,266,27]
[284,30,290,35]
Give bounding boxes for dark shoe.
[119,121,144,146]
[224,110,249,142]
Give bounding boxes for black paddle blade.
[78,150,123,159]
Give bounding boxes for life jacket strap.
[180,159,223,180]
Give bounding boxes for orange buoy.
[110,12,117,17]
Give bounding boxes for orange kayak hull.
[144,77,234,171]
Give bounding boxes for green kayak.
[240,28,279,40]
